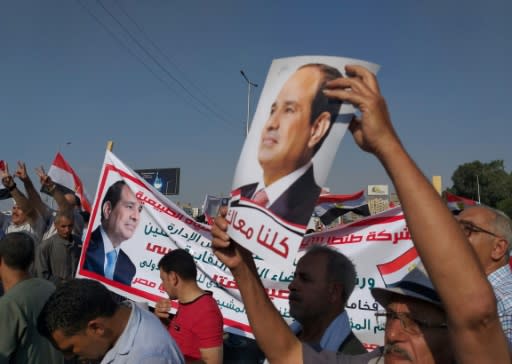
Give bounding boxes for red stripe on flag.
[51,152,92,212]
[348,214,405,228]
[445,192,477,205]
[377,247,418,275]
[316,190,365,204]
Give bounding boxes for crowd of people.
[0,64,511,363]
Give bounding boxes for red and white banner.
[79,151,419,349]
[48,152,92,212]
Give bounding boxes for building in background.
[367,184,390,215]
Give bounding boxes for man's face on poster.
[258,66,329,184]
[103,185,142,245]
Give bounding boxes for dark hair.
[0,232,35,270]
[158,249,197,281]
[38,279,118,337]
[100,180,127,221]
[64,193,81,208]
[306,245,356,305]
[55,210,74,224]
[298,63,343,154]
[80,210,91,224]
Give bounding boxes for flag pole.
[476,175,481,204]
[107,140,114,152]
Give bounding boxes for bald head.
[457,206,512,273]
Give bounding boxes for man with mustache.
[237,63,342,226]
[83,180,142,286]
[286,246,366,355]
[211,65,510,363]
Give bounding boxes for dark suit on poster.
[239,166,321,226]
[83,227,136,286]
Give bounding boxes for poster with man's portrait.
[228,56,379,269]
[77,151,212,303]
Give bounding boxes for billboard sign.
[135,168,180,195]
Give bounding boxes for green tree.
[448,160,512,209]
[497,197,512,219]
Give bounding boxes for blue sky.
[1,0,510,208]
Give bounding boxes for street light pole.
[476,175,481,204]
[240,70,258,136]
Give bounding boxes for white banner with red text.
[77,151,418,349]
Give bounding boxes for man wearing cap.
[211,65,510,363]
[457,205,512,345]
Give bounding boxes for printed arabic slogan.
[76,151,418,348]
[227,56,379,270]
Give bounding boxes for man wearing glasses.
[457,206,512,345]
[371,265,451,363]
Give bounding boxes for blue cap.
[371,264,443,308]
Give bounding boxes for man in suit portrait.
[239,63,343,226]
[84,180,142,285]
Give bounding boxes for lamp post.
[240,70,258,136]
[476,175,481,204]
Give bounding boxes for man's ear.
[102,201,112,220]
[169,271,179,286]
[491,238,509,262]
[308,112,331,150]
[329,281,343,304]
[86,319,106,337]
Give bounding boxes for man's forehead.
[388,296,443,316]
[277,68,322,99]
[296,252,328,274]
[56,216,74,224]
[51,328,75,350]
[120,185,137,201]
[458,206,493,224]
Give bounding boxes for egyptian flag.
[314,190,370,225]
[44,153,92,213]
[377,246,421,287]
[445,192,477,212]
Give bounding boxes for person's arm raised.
[211,207,303,364]
[16,161,51,220]
[324,64,510,364]
[36,166,73,214]
[0,162,35,219]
